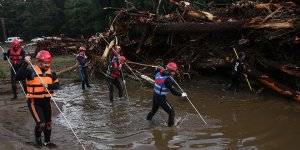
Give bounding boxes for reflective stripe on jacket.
[26,66,54,98]
[106,54,122,79]
[9,48,23,64]
[154,72,170,95]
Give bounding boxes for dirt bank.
[0,80,88,150]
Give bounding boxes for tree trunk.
[152,21,247,34]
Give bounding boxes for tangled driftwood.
[35,0,300,101]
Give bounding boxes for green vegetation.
[0,60,10,79]
[0,0,237,41]
[0,56,77,79]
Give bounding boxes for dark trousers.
[28,98,52,142]
[11,65,27,96]
[228,75,242,92]
[147,93,175,127]
[106,77,123,101]
[79,66,90,90]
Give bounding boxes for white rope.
[27,60,86,150]
[0,46,27,98]
[169,76,208,124]
[100,35,129,100]
[124,62,142,83]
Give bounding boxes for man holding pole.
[15,50,59,147]
[226,51,246,92]
[106,54,127,101]
[146,62,187,127]
[3,39,26,99]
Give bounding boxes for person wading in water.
[147,62,187,127]
[226,52,246,92]
[16,50,59,147]
[3,39,27,99]
[76,45,91,90]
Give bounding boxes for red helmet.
[79,46,87,51]
[166,62,178,72]
[12,39,20,47]
[119,56,126,63]
[36,50,52,62]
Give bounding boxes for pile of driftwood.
[33,0,300,102]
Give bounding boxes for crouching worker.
[16,50,59,147]
[147,62,187,127]
[106,55,126,101]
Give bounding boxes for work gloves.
[181,92,187,97]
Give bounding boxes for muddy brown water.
[1,43,299,149]
[53,76,300,150]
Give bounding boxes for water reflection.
[54,77,300,150]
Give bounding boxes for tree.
[62,0,103,37]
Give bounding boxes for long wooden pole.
[233,48,252,91]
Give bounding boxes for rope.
[27,60,87,150]
[0,46,27,98]
[169,76,208,124]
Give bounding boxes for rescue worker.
[106,55,126,101]
[226,52,246,92]
[109,45,122,62]
[15,50,59,147]
[76,46,91,90]
[3,39,26,99]
[147,62,187,127]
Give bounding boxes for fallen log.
[282,65,300,78]
[259,6,283,25]
[257,74,300,102]
[256,58,300,78]
[57,63,78,76]
[193,58,228,70]
[101,39,115,60]
[247,18,294,29]
[168,0,215,21]
[153,21,247,34]
[141,74,154,84]
[225,56,300,102]
[44,36,86,42]
[255,2,297,10]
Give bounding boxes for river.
[53,76,300,150]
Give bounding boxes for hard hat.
[79,46,87,51]
[119,56,126,63]
[166,62,178,72]
[36,50,52,62]
[12,39,20,47]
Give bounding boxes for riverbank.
[0,81,84,149]
[0,52,87,149]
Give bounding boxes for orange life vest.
[26,66,54,99]
[9,48,23,64]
